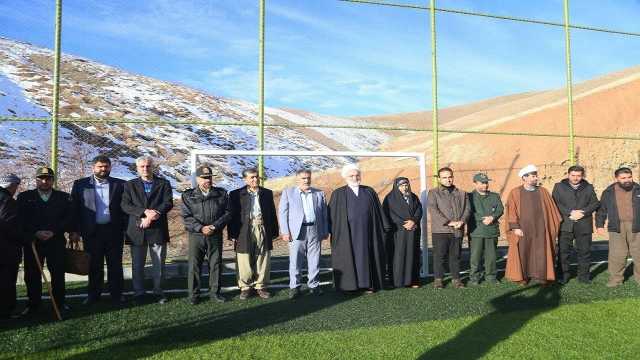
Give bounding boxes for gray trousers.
[289,225,321,289]
[608,221,640,284]
[131,242,166,297]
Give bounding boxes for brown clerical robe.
[505,185,561,282]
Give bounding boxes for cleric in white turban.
[329,164,390,293]
[505,164,561,285]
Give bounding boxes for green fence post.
[430,0,439,187]
[563,0,576,165]
[50,0,63,184]
[258,0,266,181]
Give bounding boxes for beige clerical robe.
[505,185,561,282]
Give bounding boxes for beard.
[346,180,360,187]
[94,171,110,179]
[619,182,634,191]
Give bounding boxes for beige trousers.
[608,221,640,284]
[237,224,271,290]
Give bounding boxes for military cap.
[472,173,491,183]
[36,167,55,178]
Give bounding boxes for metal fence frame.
[3,0,640,187]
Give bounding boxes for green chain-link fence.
[2,0,640,261]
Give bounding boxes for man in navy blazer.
[278,169,329,299]
[70,155,127,305]
[121,156,173,304]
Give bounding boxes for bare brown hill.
[353,65,640,200]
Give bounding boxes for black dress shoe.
[211,294,226,303]
[21,306,40,316]
[577,277,592,284]
[289,288,301,299]
[157,296,168,305]
[190,297,200,305]
[83,297,98,306]
[112,295,127,305]
[1,312,22,321]
[133,295,145,305]
[558,274,570,285]
[309,287,324,296]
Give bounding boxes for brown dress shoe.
[433,278,444,289]
[256,289,271,299]
[453,279,465,289]
[239,289,252,300]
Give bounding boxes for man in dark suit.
[0,174,22,320]
[229,167,279,300]
[18,167,73,316]
[552,165,600,284]
[70,155,127,305]
[121,156,173,304]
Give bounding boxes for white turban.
[518,164,538,178]
[341,163,361,178]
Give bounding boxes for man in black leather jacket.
[181,165,231,304]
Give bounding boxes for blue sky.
[1,0,640,116]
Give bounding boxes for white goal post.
[190,149,430,278]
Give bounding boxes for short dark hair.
[438,167,453,177]
[92,155,111,165]
[295,168,312,176]
[614,167,632,177]
[242,167,259,178]
[567,165,585,175]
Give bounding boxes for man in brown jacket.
[427,167,470,289]
[596,167,640,287]
[505,165,561,285]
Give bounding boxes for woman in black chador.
[383,177,423,288]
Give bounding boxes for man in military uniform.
[18,167,73,316]
[181,165,231,304]
[0,174,22,320]
[468,173,504,285]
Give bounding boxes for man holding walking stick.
[18,167,73,318]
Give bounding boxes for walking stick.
[31,242,62,321]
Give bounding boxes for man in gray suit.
[279,169,329,299]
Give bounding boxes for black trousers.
[0,262,19,317]
[432,233,462,280]
[558,231,592,280]
[188,235,223,299]
[23,240,66,308]
[85,224,124,301]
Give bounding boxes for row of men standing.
[2,156,637,318]
[0,155,176,319]
[0,157,424,318]
[428,164,640,289]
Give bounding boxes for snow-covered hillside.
[0,37,388,190]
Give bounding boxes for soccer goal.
[190,149,430,277]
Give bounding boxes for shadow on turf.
[419,283,561,360]
[60,283,360,358]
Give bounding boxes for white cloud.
[209,67,241,78]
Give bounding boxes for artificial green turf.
[165,298,640,360]
[2,261,640,360]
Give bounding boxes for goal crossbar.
[190,149,431,277]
